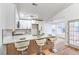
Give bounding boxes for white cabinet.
[0,4,16,29]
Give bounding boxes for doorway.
[68,19,79,49]
[32,24,39,35]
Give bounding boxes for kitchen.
[0,3,79,55]
[0,3,56,55]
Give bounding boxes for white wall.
[52,4,79,22]
[51,3,79,45]
[0,11,3,54]
[3,4,16,29]
[0,3,16,54]
[43,22,53,35]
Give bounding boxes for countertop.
[3,34,55,45]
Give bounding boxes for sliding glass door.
[68,20,79,48]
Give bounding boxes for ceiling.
[16,3,72,21]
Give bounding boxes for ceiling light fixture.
[32,3,38,6]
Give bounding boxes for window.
[56,23,65,38]
[69,21,79,46]
[52,22,65,38]
[19,20,32,29]
[52,24,56,36]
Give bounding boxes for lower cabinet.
[5,39,53,55]
[5,43,19,55]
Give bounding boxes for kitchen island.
[3,34,55,55]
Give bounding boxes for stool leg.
[49,42,54,53]
[37,46,41,55]
[22,51,24,55]
[18,51,22,55]
[40,46,45,55]
[40,46,42,55]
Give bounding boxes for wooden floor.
[5,38,79,55]
[20,45,79,55]
[54,45,79,55]
[47,45,79,55]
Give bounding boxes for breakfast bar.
[3,35,55,55]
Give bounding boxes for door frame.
[68,19,79,49]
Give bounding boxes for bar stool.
[15,40,30,55]
[49,37,56,53]
[36,38,46,55]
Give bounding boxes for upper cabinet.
[0,3,16,29]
